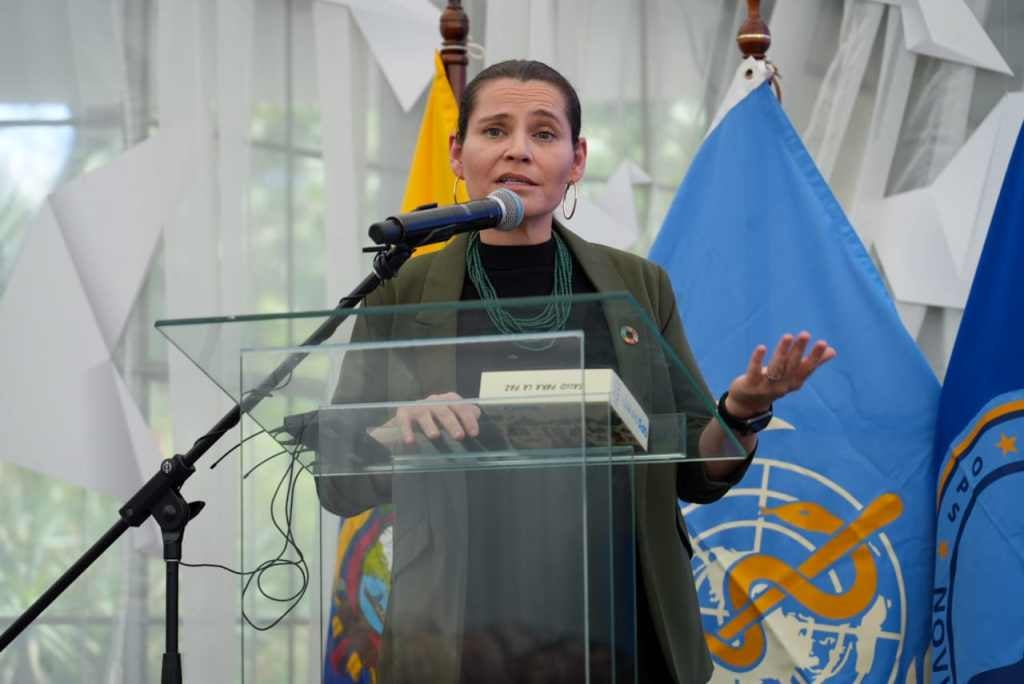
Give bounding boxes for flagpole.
[440,0,469,100]
[737,0,771,59]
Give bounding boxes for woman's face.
[450,78,587,225]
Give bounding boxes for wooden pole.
[440,0,469,101]
[737,0,771,59]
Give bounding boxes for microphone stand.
[0,243,415,684]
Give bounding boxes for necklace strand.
[466,232,573,350]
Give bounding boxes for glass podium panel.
[155,293,747,464]
[155,294,748,683]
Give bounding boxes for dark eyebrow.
[476,113,511,126]
[529,109,563,125]
[474,109,565,128]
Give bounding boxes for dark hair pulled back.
[455,60,582,146]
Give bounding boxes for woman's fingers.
[774,334,794,360]
[397,392,480,443]
[780,332,811,383]
[432,405,468,440]
[787,332,811,366]
[745,345,768,383]
[432,392,478,438]
[397,409,417,444]
[450,403,481,437]
[744,332,838,399]
[398,407,451,444]
[801,340,837,376]
[765,334,794,379]
[414,410,443,441]
[803,340,828,371]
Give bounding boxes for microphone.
[368,188,525,247]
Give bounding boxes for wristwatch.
[717,391,773,436]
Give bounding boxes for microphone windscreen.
[488,188,525,231]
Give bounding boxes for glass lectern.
[157,293,745,683]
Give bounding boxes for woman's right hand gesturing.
[394,392,481,445]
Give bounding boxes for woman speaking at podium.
[319,60,834,683]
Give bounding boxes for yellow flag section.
[402,51,468,256]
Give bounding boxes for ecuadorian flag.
[323,51,462,684]
[400,51,468,256]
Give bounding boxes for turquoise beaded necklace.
[465,231,573,350]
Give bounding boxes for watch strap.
[717,391,773,436]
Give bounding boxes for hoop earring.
[453,176,464,204]
[562,181,578,220]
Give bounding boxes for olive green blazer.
[319,223,751,683]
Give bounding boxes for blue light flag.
[650,80,940,682]
[931,121,1024,684]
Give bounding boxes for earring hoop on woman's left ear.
[562,181,578,220]
[452,176,464,204]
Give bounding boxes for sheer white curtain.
[781,0,1019,378]
[479,0,749,253]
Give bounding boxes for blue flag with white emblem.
[649,74,940,682]
[931,122,1024,684]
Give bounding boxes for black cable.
[208,428,276,470]
[251,444,309,615]
[180,443,314,631]
[230,368,297,416]
[242,447,314,480]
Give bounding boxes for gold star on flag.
[997,433,1018,456]
[938,540,950,559]
[347,652,363,680]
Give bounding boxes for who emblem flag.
[932,121,1024,684]
[649,63,939,682]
